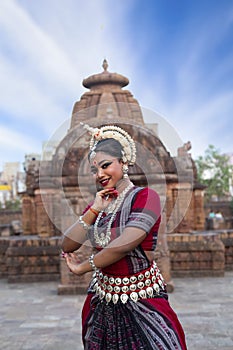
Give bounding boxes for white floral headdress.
[80,123,136,165]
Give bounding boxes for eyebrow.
[98,159,112,166]
[91,159,113,168]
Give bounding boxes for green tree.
[4,199,21,210]
[195,145,233,200]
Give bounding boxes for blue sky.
[0,0,233,171]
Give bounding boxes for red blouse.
[85,187,161,276]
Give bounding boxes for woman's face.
[90,152,123,188]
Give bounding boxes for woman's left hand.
[64,252,83,275]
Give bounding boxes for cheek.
[114,166,123,177]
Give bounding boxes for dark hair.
[88,138,123,162]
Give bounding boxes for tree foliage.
[195,145,233,200]
[0,199,21,210]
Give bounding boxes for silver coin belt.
[92,261,166,304]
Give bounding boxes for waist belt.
[92,261,166,304]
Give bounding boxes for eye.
[102,162,112,169]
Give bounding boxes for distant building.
[0,162,26,207]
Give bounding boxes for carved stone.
[20,61,207,293]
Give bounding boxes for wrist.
[89,253,99,272]
[78,215,90,230]
[91,204,102,212]
[89,207,100,216]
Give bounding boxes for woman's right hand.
[92,188,118,212]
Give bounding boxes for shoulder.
[132,187,161,213]
[134,187,160,201]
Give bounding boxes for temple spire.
[102,59,108,72]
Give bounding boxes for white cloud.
[0,125,39,151]
[0,0,79,92]
[0,0,136,121]
[0,0,233,170]
[0,0,138,170]
[0,125,42,170]
[0,54,69,131]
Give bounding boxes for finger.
[98,188,115,195]
[98,189,118,198]
[104,190,118,200]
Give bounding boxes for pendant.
[130,292,138,303]
[146,287,153,297]
[112,294,119,304]
[139,289,147,299]
[120,294,129,304]
[105,293,112,303]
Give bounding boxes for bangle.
[89,253,98,271]
[89,207,99,216]
[78,215,90,230]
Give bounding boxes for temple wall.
[0,238,10,277]
[220,230,233,270]
[3,236,61,283]
[0,210,22,225]
[168,232,225,277]
[58,244,93,294]
[1,230,233,291]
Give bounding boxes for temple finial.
[102,59,108,71]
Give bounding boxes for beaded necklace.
[93,183,134,247]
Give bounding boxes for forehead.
[90,152,116,165]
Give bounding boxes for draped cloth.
[82,187,187,350]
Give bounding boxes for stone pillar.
[34,189,55,237]
[155,210,174,292]
[22,194,36,235]
[165,183,175,233]
[193,189,205,231]
[176,186,193,233]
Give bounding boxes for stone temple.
[1,61,228,291]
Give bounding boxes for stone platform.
[0,272,233,349]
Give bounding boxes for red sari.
[82,187,187,350]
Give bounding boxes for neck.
[115,178,133,194]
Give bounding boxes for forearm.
[62,207,98,252]
[76,227,146,274]
[63,189,119,253]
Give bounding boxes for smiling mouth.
[99,178,110,187]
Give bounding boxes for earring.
[122,164,129,178]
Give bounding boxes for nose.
[96,167,104,179]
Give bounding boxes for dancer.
[62,124,187,349]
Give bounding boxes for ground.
[1,272,233,349]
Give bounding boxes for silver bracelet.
[89,254,98,271]
[78,215,90,230]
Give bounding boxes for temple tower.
[20,60,207,291]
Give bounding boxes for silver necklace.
[93,183,134,247]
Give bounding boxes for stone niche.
[17,60,212,292]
